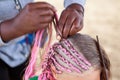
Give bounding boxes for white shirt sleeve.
[0,21,6,46]
[64,0,86,8]
[0,36,6,46]
[0,21,13,46]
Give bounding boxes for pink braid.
[24,30,44,80]
[24,12,57,80]
[37,13,59,80]
[37,39,92,80]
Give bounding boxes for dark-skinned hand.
[57,3,84,39]
[0,2,56,42]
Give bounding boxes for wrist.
[0,19,22,42]
[0,21,6,44]
[66,3,84,16]
[64,0,86,9]
[0,20,13,42]
[0,21,8,42]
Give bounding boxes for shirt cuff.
[0,21,5,46]
[0,21,9,46]
[64,0,86,8]
[0,36,7,46]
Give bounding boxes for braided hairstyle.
[39,33,110,80]
[24,32,110,80]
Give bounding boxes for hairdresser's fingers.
[62,14,76,38]
[36,9,54,16]
[27,2,56,12]
[54,20,62,40]
[37,23,49,30]
[58,10,68,36]
[38,15,53,23]
[33,8,55,25]
[69,16,83,36]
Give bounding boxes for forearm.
[0,20,11,46]
[0,19,23,43]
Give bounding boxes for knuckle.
[74,26,79,29]
[38,23,48,29]
[62,9,67,14]
[66,23,72,27]
[41,2,52,8]
[59,22,64,27]
[72,10,78,15]
[63,33,67,38]
[43,23,49,28]
[61,9,67,16]
[69,9,79,16]
[48,10,53,15]
[41,2,48,4]
[26,3,32,8]
[75,24,83,30]
[25,3,33,12]
[45,17,52,22]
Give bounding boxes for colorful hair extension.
[24,15,54,80]
[39,39,92,76]
[24,30,45,80]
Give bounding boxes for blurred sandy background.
[35,0,120,80]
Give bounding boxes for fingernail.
[52,6,57,12]
[54,8,57,12]
[56,34,62,41]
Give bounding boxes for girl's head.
[25,33,110,80]
[41,33,110,80]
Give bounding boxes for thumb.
[53,13,62,41]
